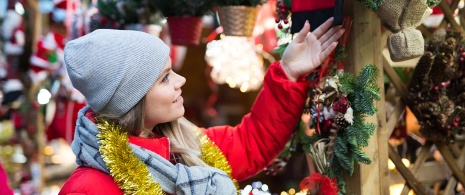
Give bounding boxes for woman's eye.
[162,74,169,82]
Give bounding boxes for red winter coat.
[59,62,307,194]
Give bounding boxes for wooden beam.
[444,143,465,195]
[383,62,409,103]
[389,144,427,195]
[438,0,465,34]
[400,141,433,195]
[386,103,405,136]
[344,0,387,194]
[438,0,461,28]
[435,141,465,187]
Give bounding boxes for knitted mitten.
[376,0,431,61]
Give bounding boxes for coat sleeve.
[203,61,307,182]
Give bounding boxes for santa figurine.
[28,0,67,85]
[2,1,25,80]
[28,0,86,144]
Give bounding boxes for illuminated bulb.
[44,146,54,156]
[241,185,252,195]
[261,184,269,191]
[51,155,62,164]
[288,188,296,195]
[205,36,265,92]
[388,159,396,170]
[15,2,25,15]
[38,89,52,105]
[401,158,411,167]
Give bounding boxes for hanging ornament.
[205,36,265,92]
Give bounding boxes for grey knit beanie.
[64,29,170,116]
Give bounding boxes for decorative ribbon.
[299,173,339,195]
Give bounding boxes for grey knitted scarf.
[71,106,236,194]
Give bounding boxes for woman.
[59,18,344,194]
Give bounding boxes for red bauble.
[324,119,334,132]
[333,97,349,113]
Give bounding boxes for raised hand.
[281,17,345,81]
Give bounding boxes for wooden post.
[343,0,388,194]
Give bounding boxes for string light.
[205,36,265,92]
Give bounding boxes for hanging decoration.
[407,29,465,143]
[96,0,162,26]
[205,36,265,92]
[357,0,439,62]
[214,0,266,37]
[155,0,214,46]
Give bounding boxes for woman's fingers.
[318,25,343,46]
[320,42,338,60]
[293,20,310,43]
[320,28,345,50]
[312,17,334,39]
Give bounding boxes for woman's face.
[143,58,186,129]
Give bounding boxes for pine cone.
[408,51,434,90]
[438,96,455,116]
[430,53,448,86]
[334,112,349,129]
[416,102,440,119]
[446,29,463,42]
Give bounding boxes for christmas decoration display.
[29,0,86,144]
[215,0,266,36]
[155,0,214,45]
[273,18,379,193]
[358,0,439,62]
[298,62,380,194]
[96,0,162,26]
[407,29,465,143]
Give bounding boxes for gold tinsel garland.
[195,128,239,190]
[97,120,165,195]
[97,120,238,194]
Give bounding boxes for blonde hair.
[99,96,208,167]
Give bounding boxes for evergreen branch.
[357,0,384,11]
[357,64,379,88]
[353,149,372,164]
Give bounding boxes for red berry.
[283,19,288,24]
[275,18,280,23]
[433,86,439,91]
[461,52,465,57]
[280,8,286,13]
[278,24,283,29]
[453,122,459,127]
[455,117,460,122]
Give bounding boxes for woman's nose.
[175,74,186,89]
